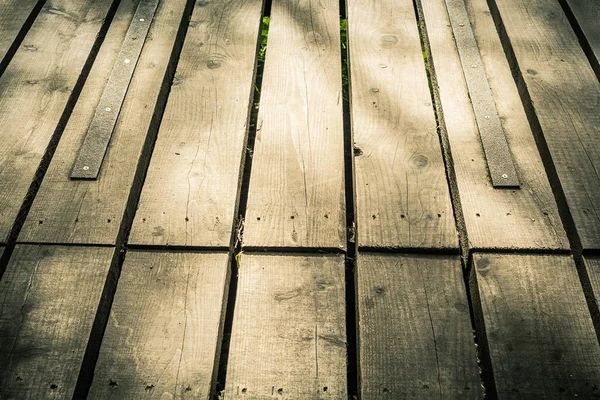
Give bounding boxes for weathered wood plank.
[419,0,568,251]
[563,0,600,76]
[128,0,263,248]
[0,0,115,244]
[357,253,480,399]
[487,0,600,250]
[224,254,347,398]
[472,253,600,397]
[0,245,113,399]
[0,0,42,69]
[18,0,189,245]
[243,0,346,249]
[347,0,457,250]
[89,251,229,399]
[583,255,600,309]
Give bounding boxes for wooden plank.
[583,255,600,308]
[419,0,569,251]
[487,0,600,251]
[89,251,229,399]
[18,0,189,245]
[472,253,600,397]
[564,0,600,76]
[357,253,480,399]
[128,0,263,248]
[0,0,42,69]
[224,253,347,398]
[0,245,113,399]
[0,0,115,244]
[242,0,346,249]
[347,0,457,250]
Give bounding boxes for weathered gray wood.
[564,0,600,76]
[0,0,42,68]
[19,0,189,245]
[71,0,160,179]
[488,0,600,251]
[243,0,346,249]
[357,253,480,399]
[128,0,263,248]
[583,255,600,308]
[0,0,115,244]
[0,245,113,399]
[224,253,347,398]
[472,253,600,398]
[347,0,457,250]
[419,0,569,251]
[89,251,229,399]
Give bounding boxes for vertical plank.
[243,0,346,249]
[0,0,115,244]
[0,245,113,399]
[583,255,600,307]
[128,0,264,247]
[563,0,600,76]
[472,253,600,397]
[419,0,568,251]
[0,0,43,68]
[487,0,600,250]
[347,0,457,250]
[224,254,347,398]
[89,251,229,399]
[19,0,189,245]
[357,253,480,399]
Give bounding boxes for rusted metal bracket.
[71,0,160,179]
[444,0,520,188]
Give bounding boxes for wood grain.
[0,0,115,244]
[89,251,229,400]
[224,253,347,398]
[243,0,346,249]
[357,253,480,399]
[583,255,600,308]
[0,245,113,399]
[419,0,568,251]
[472,253,600,398]
[564,0,600,76]
[0,0,42,67]
[129,0,263,248]
[19,0,189,245]
[488,0,600,251]
[347,0,457,250]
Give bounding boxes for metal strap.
[71,0,160,179]
[444,0,520,188]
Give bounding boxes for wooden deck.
[0,0,599,398]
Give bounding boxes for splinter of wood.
[70,0,160,179]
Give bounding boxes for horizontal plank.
[472,253,600,398]
[19,0,189,245]
[129,0,263,247]
[0,0,115,244]
[419,0,568,251]
[89,251,229,399]
[224,253,347,398]
[348,0,457,250]
[0,245,113,399]
[0,0,42,67]
[357,253,480,399]
[489,0,600,250]
[243,0,346,249]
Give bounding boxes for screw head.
[124,59,131,64]
[471,64,477,68]
[502,174,508,179]
[139,18,145,21]
[459,23,465,27]
[105,107,111,112]
[485,115,491,119]
[83,166,90,171]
